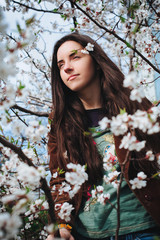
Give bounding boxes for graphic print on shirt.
[84,133,119,212]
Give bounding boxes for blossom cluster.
[81,43,94,54]
[91,186,110,205]
[25,199,49,220]
[17,163,46,189]
[0,213,22,240]
[52,163,88,221]
[123,71,147,103]
[104,171,121,189]
[99,107,160,152]
[56,202,74,222]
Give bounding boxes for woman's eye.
[59,64,64,69]
[73,55,80,59]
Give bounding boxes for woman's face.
[57,40,97,93]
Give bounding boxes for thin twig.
[147,0,160,18]
[11,108,28,126]
[70,1,79,32]
[11,104,49,117]
[70,0,160,74]
[6,34,50,82]
[12,0,62,15]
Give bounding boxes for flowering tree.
[0,0,160,239]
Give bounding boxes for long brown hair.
[50,33,156,183]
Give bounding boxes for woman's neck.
[77,77,102,110]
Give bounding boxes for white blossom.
[85,43,94,51]
[129,171,147,189]
[129,177,147,189]
[98,117,110,130]
[65,163,88,186]
[96,186,104,193]
[81,49,89,54]
[110,113,129,136]
[53,172,58,178]
[119,132,146,151]
[91,189,97,198]
[147,122,160,134]
[0,213,22,239]
[123,71,137,89]
[17,163,42,188]
[55,204,61,211]
[11,120,26,136]
[42,201,49,210]
[146,150,155,161]
[59,182,71,195]
[81,43,94,55]
[58,202,74,222]
[104,171,120,188]
[68,185,81,199]
[97,193,110,205]
[130,87,145,103]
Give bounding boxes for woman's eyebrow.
[57,49,81,64]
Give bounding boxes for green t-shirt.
[75,127,156,238]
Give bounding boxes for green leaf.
[25,186,30,193]
[125,41,132,48]
[18,81,25,90]
[17,23,22,34]
[53,8,58,13]
[135,61,139,68]
[59,169,65,175]
[132,24,139,34]
[0,125,3,133]
[33,148,38,158]
[61,14,67,20]
[27,141,30,149]
[83,131,91,136]
[120,16,125,23]
[71,49,78,54]
[38,0,41,3]
[48,119,52,125]
[125,51,129,55]
[152,100,158,105]
[85,163,87,170]
[5,109,9,115]
[25,16,35,26]
[120,108,126,114]
[70,28,75,32]
[152,172,160,179]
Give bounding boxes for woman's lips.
[68,74,79,81]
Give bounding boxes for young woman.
[47,33,160,240]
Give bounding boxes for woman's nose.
[64,62,73,73]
